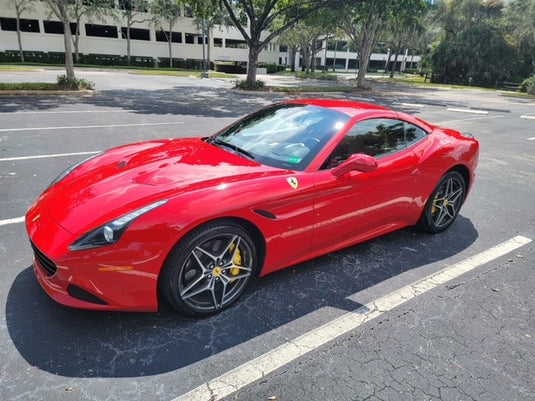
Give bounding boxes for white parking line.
[396,102,426,109]
[0,110,135,115]
[521,114,535,120]
[173,235,532,401]
[447,107,489,115]
[0,150,99,162]
[0,216,25,227]
[432,115,502,125]
[0,121,184,133]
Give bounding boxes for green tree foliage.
[279,7,339,74]
[7,0,34,62]
[431,0,525,87]
[45,0,75,81]
[338,0,392,88]
[151,0,183,68]
[381,0,427,78]
[218,0,354,83]
[117,0,151,66]
[63,0,116,63]
[503,0,535,92]
[189,0,231,70]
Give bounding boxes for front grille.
[31,242,57,276]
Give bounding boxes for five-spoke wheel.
[160,222,257,317]
[418,171,466,233]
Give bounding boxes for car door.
[310,117,423,253]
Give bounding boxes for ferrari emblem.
[286,177,299,190]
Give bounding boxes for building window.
[184,5,194,18]
[279,45,288,52]
[156,30,182,43]
[226,39,247,49]
[197,36,207,45]
[118,0,148,12]
[43,21,78,35]
[185,33,196,44]
[214,38,223,47]
[85,24,118,38]
[121,27,150,41]
[0,18,40,32]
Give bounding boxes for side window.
[404,122,427,146]
[321,118,406,169]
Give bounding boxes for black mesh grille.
[31,242,57,276]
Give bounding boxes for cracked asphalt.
[0,68,534,401]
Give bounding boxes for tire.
[160,221,258,317]
[417,171,466,233]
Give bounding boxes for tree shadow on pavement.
[0,87,287,117]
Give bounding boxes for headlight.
[69,200,168,251]
[48,152,102,189]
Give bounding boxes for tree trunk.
[390,50,400,78]
[206,29,212,70]
[356,36,374,88]
[357,50,371,88]
[246,44,260,82]
[16,16,24,62]
[384,51,392,73]
[73,21,81,64]
[289,46,297,72]
[126,25,131,66]
[168,23,173,68]
[59,3,75,81]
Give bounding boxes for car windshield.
[209,103,350,170]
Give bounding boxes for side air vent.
[253,209,276,220]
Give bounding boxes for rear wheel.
[160,221,258,317]
[418,171,466,233]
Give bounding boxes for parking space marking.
[432,115,503,125]
[395,102,426,109]
[447,107,489,115]
[1,110,135,115]
[528,137,535,141]
[0,121,184,133]
[0,151,100,162]
[173,235,532,401]
[0,216,25,227]
[521,114,535,120]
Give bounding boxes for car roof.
[285,98,390,117]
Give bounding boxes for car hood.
[45,138,281,234]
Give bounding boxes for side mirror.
[332,153,378,177]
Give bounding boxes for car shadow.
[6,216,477,378]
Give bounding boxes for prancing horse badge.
[286,177,299,190]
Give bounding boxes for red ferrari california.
[26,99,479,317]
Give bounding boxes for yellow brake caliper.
[431,194,439,215]
[229,243,241,276]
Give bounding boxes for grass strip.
[0,82,58,90]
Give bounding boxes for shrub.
[519,77,534,93]
[258,63,285,74]
[57,74,94,90]
[234,79,265,90]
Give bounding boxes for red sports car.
[26,99,479,317]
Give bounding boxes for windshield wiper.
[208,138,256,160]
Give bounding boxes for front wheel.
[418,171,466,233]
[160,222,258,317]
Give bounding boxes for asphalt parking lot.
[1,69,534,401]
